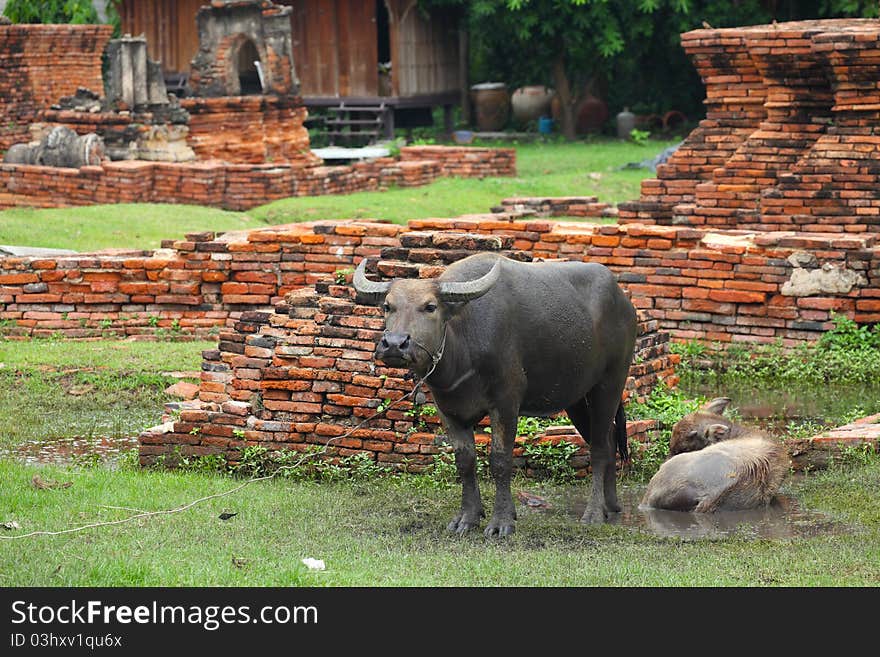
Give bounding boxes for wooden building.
[118,0,465,141]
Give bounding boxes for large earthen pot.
[511,85,554,125]
[576,94,609,134]
[471,82,509,131]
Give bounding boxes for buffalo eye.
[424,302,437,313]
[383,302,392,313]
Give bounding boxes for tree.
[467,0,694,140]
[2,0,99,24]
[427,0,880,139]
[3,0,122,37]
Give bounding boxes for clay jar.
[511,85,554,125]
[471,82,509,131]
[576,94,609,134]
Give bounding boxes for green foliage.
[521,439,579,483]
[629,128,651,145]
[232,445,392,482]
[818,313,880,351]
[116,447,140,471]
[425,449,459,487]
[333,268,354,285]
[677,316,880,389]
[3,0,97,23]
[515,414,571,439]
[176,452,228,475]
[628,384,705,430]
[626,384,707,480]
[836,442,878,468]
[429,0,880,133]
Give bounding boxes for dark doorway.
[236,38,263,95]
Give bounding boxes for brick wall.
[0,24,113,152]
[138,231,674,473]
[3,217,877,342]
[399,145,516,178]
[617,26,768,225]
[181,95,319,165]
[0,145,515,211]
[620,19,880,235]
[494,196,616,219]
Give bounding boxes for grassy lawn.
[0,204,258,253]
[0,339,212,448]
[0,138,676,252]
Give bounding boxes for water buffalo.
[640,399,789,512]
[668,397,746,456]
[354,251,638,535]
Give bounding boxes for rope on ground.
[0,369,434,541]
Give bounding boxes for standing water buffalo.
[354,252,638,535]
[640,398,790,512]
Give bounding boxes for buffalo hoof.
[447,515,480,535]
[484,519,516,538]
[580,505,608,525]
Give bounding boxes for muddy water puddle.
[0,435,138,467]
[532,485,847,540]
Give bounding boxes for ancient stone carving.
[781,260,866,296]
[3,125,105,168]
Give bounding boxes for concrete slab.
[311,145,391,161]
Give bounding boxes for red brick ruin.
[3,18,880,471]
[0,17,514,210]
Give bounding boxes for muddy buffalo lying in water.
[354,252,637,535]
[640,398,790,512]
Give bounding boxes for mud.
[0,435,138,468]
[557,485,847,540]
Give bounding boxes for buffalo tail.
[615,402,629,464]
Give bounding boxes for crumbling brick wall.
[0,145,514,210]
[620,18,880,235]
[2,216,877,342]
[181,95,319,165]
[139,230,675,474]
[0,24,112,152]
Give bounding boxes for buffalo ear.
[703,423,730,443]
[702,397,732,416]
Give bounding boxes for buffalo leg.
[567,387,621,523]
[485,407,518,537]
[443,417,484,534]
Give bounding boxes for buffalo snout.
[376,331,412,366]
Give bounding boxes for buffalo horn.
[352,259,391,297]
[438,260,501,302]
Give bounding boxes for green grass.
[251,138,676,225]
[0,339,212,447]
[0,138,677,251]
[1,337,879,586]
[0,204,261,252]
[1,458,878,586]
